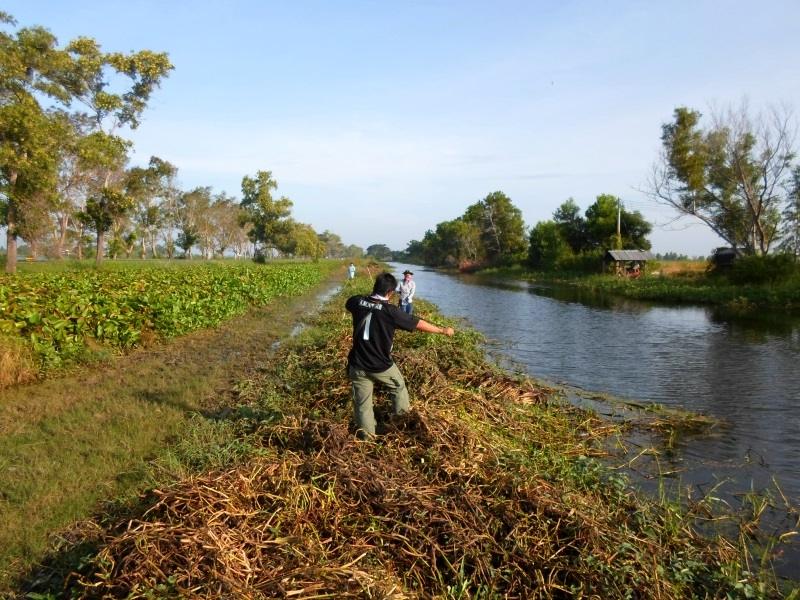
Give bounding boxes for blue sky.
[5,0,800,255]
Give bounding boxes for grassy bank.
[479,263,800,313]
[0,265,344,589]
[13,283,796,598]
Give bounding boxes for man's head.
[372,272,397,296]
[403,269,413,280]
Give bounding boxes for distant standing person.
[345,272,454,438]
[348,262,356,280]
[397,269,416,314]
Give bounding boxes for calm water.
[390,263,800,571]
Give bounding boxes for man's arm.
[416,319,454,336]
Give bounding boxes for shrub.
[557,250,605,274]
[726,253,799,285]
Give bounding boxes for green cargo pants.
[347,363,410,438]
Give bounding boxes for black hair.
[372,272,397,296]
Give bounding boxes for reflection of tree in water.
[527,282,653,314]
[709,308,800,341]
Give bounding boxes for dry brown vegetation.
[39,293,759,599]
[656,260,708,277]
[0,335,38,388]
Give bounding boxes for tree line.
[402,102,800,271]
[0,13,362,273]
[401,191,651,272]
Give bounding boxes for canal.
[390,263,800,574]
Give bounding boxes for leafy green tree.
[78,187,133,262]
[528,221,573,270]
[126,157,177,258]
[464,191,527,264]
[780,166,800,257]
[318,230,346,258]
[584,194,651,250]
[426,219,482,267]
[176,228,198,258]
[15,189,55,258]
[402,239,426,264]
[618,205,653,250]
[177,186,212,260]
[650,104,796,255]
[0,14,79,272]
[0,13,172,269]
[52,113,91,258]
[366,244,393,261]
[344,244,364,258]
[209,193,246,258]
[553,198,587,253]
[276,220,325,259]
[72,42,172,264]
[240,170,293,258]
[75,132,131,264]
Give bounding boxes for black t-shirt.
[346,294,420,372]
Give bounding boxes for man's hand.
[416,319,455,337]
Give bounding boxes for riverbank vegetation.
[0,260,336,387]
[478,253,800,312]
[10,284,796,598]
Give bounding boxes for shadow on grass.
[9,405,258,597]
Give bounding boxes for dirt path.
[0,274,343,583]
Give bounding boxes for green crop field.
[0,260,335,379]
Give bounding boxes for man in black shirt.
[346,272,454,438]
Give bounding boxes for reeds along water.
[57,294,786,599]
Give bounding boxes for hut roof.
[605,250,655,261]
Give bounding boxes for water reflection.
[389,264,800,507]
[390,263,800,576]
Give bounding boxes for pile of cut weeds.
[24,291,764,599]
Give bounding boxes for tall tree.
[0,15,78,272]
[584,194,651,250]
[1,13,172,270]
[277,220,324,259]
[428,219,482,267]
[177,186,212,260]
[344,244,364,258]
[318,230,345,258]
[52,113,91,258]
[553,198,587,253]
[781,166,800,257]
[209,193,245,258]
[69,39,172,264]
[528,221,573,270]
[365,244,393,261]
[240,170,293,258]
[127,157,177,258]
[75,132,130,264]
[649,104,796,255]
[464,191,527,264]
